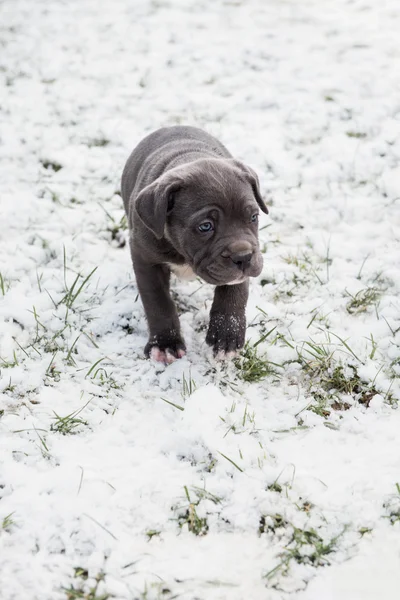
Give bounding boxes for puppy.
[121,126,268,363]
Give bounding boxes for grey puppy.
[121,126,268,364]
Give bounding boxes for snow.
[1,0,400,598]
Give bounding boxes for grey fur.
[121,126,268,361]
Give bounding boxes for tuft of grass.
[190,485,222,505]
[234,340,281,383]
[181,370,196,400]
[384,483,400,525]
[346,287,381,314]
[74,568,89,580]
[63,569,111,600]
[308,393,331,418]
[311,363,378,410]
[0,351,19,368]
[84,360,122,393]
[259,513,287,535]
[50,398,90,435]
[146,530,161,541]
[40,159,63,172]
[66,334,81,366]
[0,272,10,295]
[296,332,378,411]
[136,581,175,600]
[175,486,209,536]
[2,512,15,531]
[46,350,61,381]
[34,426,51,459]
[220,402,257,438]
[266,525,345,581]
[85,357,105,378]
[60,267,98,310]
[266,467,294,494]
[60,246,98,314]
[268,482,283,493]
[3,378,16,393]
[98,204,127,247]
[346,131,367,139]
[87,137,110,148]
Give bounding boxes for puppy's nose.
[231,251,253,270]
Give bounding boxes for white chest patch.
[168,263,197,281]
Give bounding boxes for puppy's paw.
[215,349,238,361]
[206,312,246,358]
[145,331,186,365]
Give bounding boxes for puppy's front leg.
[133,257,185,363]
[206,281,249,358]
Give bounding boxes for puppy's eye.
[198,221,214,233]
[251,213,259,223]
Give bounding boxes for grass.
[259,513,287,535]
[146,529,161,541]
[160,397,185,411]
[87,137,110,147]
[181,370,197,399]
[2,512,15,531]
[346,287,381,314]
[294,331,379,413]
[89,367,121,391]
[175,486,209,536]
[305,359,378,410]
[173,485,221,536]
[63,570,111,600]
[59,247,98,315]
[40,159,63,172]
[34,427,51,459]
[98,204,127,247]
[268,482,283,493]
[60,266,98,310]
[85,357,106,378]
[234,338,281,383]
[66,334,81,366]
[3,378,16,393]
[220,402,257,438]
[0,271,9,295]
[46,350,61,381]
[50,398,90,435]
[159,371,196,411]
[266,525,345,582]
[278,249,329,290]
[384,483,400,525]
[218,450,244,473]
[0,351,19,368]
[136,581,175,600]
[346,131,367,139]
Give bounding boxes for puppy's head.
[134,158,268,285]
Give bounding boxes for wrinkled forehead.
[183,162,256,211]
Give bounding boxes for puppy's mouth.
[201,258,263,286]
[201,271,247,286]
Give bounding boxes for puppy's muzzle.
[231,251,253,271]
[226,241,255,272]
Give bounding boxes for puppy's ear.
[232,160,269,214]
[135,174,182,239]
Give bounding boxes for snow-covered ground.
[1,0,400,598]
